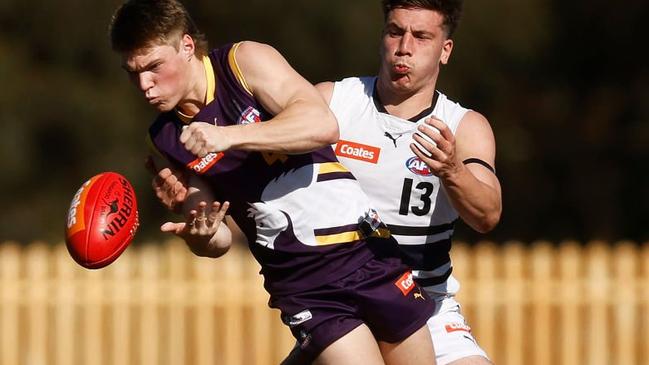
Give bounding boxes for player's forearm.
[223,99,339,153]
[442,165,502,233]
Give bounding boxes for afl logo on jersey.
[238,106,261,125]
[406,156,433,176]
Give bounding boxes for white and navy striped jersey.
[330,76,469,294]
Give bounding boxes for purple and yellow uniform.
[148,42,435,358]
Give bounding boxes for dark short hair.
[381,0,463,37]
[109,0,208,56]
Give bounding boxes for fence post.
[192,248,219,365]
[585,241,611,365]
[139,243,161,365]
[107,242,135,365]
[473,241,497,358]
[221,247,245,365]
[26,242,50,365]
[80,247,106,365]
[612,241,638,365]
[558,241,582,365]
[53,243,79,365]
[502,241,525,365]
[165,239,189,365]
[531,241,553,365]
[0,242,21,365]
[642,242,649,364]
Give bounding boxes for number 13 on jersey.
[399,178,435,216]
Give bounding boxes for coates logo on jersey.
[187,152,224,174]
[406,156,433,176]
[335,140,380,164]
[238,106,261,125]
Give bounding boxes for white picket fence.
[1,240,648,365]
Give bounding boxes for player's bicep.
[235,41,323,115]
[456,111,499,188]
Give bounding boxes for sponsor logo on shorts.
[187,152,224,174]
[287,309,313,327]
[445,322,472,333]
[406,156,433,176]
[395,271,415,296]
[238,106,261,125]
[335,140,380,164]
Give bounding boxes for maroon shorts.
[270,255,435,362]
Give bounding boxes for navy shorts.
[270,255,436,362]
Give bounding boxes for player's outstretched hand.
[180,122,231,157]
[160,201,231,256]
[144,155,188,214]
[411,117,461,179]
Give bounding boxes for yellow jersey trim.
[175,55,216,123]
[228,42,253,96]
[314,228,391,246]
[204,55,216,104]
[318,162,350,174]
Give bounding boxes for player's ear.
[180,34,195,60]
[440,38,453,65]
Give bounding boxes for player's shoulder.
[331,76,375,100]
[334,76,375,89]
[232,41,280,62]
[456,110,495,151]
[459,110,491,130]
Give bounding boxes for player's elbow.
[319,108,340,145]
[473,209,501,233]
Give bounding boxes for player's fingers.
[179,124,192,143]
[161,222,185,234]
[417,126,451,155]
[410,143,441,171]
[207,201,229,226]
[412,133,442,159]
[426,117,454,143]
[195,202,209,229]
[190,143,203,157]
[174,187,188,203]
[186,209,198,228]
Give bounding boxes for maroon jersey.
[148,43,392,296]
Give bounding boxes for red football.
[65,172,139,269]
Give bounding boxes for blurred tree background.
[0,0,647,245]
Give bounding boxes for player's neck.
[376,79,437,120]
[176,56,208,117]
